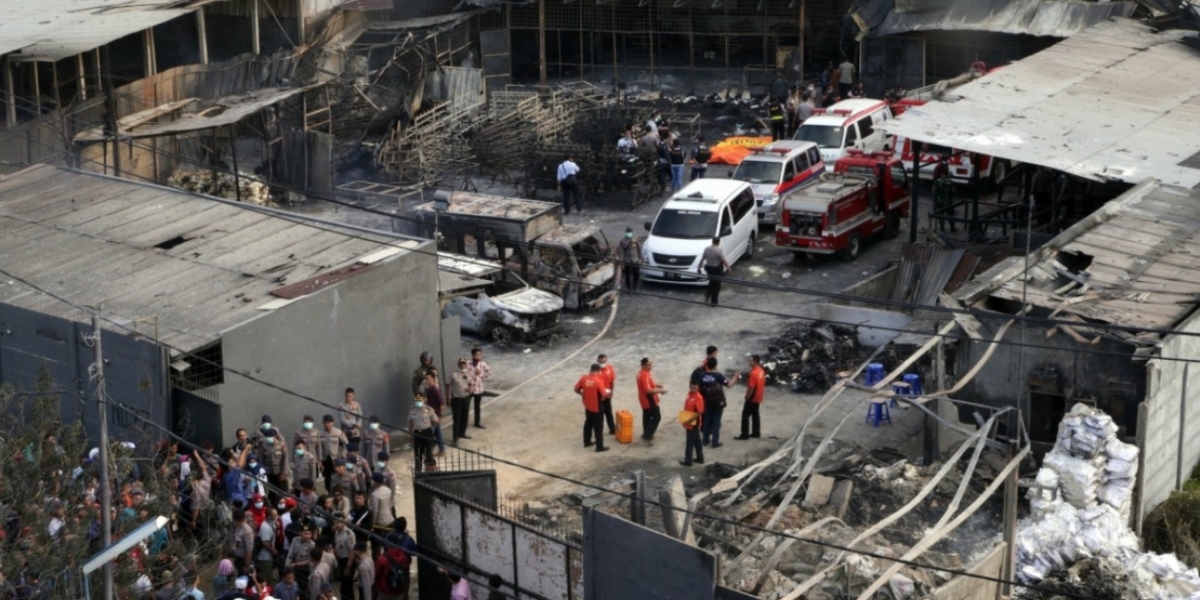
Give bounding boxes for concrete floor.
[358,163,936,521]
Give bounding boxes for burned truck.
[415,191,617,310]
[438,253,564,345]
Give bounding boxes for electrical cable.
[95,389,1113,600]
[3,89,1198,342]
[0,262,1132,600]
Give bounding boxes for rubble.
[760,322,876,393]
[167,170,270,204]
[1017,403,1200,600]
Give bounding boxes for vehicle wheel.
[839,232,862,262]
[484,323,517,347]
[884,210,901,239]
[990,160,1010,192]
[745,233,756,259]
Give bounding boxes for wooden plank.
[803,474,835,508]
[940,292,984,340]
[826,480,854,519]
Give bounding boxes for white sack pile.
[1016,403,1200,599]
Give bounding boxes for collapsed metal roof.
[852,0,1136,37]
[0,0,205,61]
[878,19,1200,189]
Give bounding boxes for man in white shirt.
[557,154,582,215]
[838,57,856,98]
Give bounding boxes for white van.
[730,140,825,225]
[641,179,757,285]
[793,98,894,164]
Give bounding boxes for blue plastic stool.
[865,399,892,427]
[903,373,924,396]
[864,363,885,386]
[890,383,907,408]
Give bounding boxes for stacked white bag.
[1015,403,1200,599]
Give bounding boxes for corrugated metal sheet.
[0,164,416,351]
[879,19,1200,189]
[442,67,485,114]
[0,0,200,61]
[890,243,984,310]
[854,0,1135,37]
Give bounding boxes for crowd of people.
[572,346,768,467]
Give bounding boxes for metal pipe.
[909,142,919,242]
[538,0,547,85]
[3,56,15,126]
[251,0,261,55]
[77,53,87,100]
[197,8,209,65]
[92,315,115,600]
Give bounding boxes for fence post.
[632,470,646,525]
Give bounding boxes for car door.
[843,122,860,153]
[730,189,756,260]
[718,204,736,256]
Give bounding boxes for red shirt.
[683,390,705,430]
[598,364,616,395]
[747,365,766,403]
[575,374,609,413]
[636,369,660,409]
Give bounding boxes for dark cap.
[377,451,390,461]
[264,428,279,438]
[332,511,345,519]
[320,582,334,593]
[372,472,385,483]
[369,415,380,423]
[625,226,633,233]
[303,414,314,422]
[346,442,359,452]
[420,351,432,362]
[353,541,368,552]
[261,414,272,423]
[322,415,334,423]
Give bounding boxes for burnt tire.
[884,210,901,239]
[839,232,862,262]
[484,323,521,347]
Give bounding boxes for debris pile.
[760,322,874,393]
[1017,403,1200,600]
[168,170,270,204]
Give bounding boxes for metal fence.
[413,446,584,600]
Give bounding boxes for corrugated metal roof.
[109,86,317,138]
[970,179,1200,332]
[0,0,202,61]
[877,0,1135,37]
[0,164,421,352]
[878,19,1200,189]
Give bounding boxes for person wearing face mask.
[257,427,289,501]
[316,415,348,492]
[345,441,371,480]
[614,226,642,293]
[246,453,268,497]
[407,394,438,472]
[294,416,320,460]
[290,441,319,494]
[448,358,473,444]
[249,493,269,529]
[375,451,397,512]
[359,416,389,469]
[257,506,280,582]
[328,462,361,497]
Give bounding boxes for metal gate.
[480,30,513,92]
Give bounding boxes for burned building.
[0,164,445,446]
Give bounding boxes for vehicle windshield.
[732,160,782,185]
[795,124,844,149]
[651,209,718,239]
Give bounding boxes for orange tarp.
[709,136,773,165]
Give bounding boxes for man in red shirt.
[575,364,611,453]
[636,357,667,443]
[597,354,617,435]
[736,354,767,440]
[680,382,705,466]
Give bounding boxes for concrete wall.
[1137,308,1200,530]
[217,244,440,444]
[960,316,1144,444]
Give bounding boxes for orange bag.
[615,410,634,444]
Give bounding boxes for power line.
[2,91,1197,342]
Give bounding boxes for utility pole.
[101,47,120,177]
[91,315,114,600]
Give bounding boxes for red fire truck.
[773,150,910,260]
[890,69,1013,186]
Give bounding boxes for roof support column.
[144,29,158,78]
[251,0,261,55]
[197,8,209,65]
[3,56,15,127]
[296,0,305,46]
[77,53,87,100]
[538,0,546,86]
[31,61,41,115]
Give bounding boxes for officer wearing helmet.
[412,351,435,399]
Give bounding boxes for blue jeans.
[671,164,685,191]
[434,422,446,452]
[702,407,724,445]
[691,166,707,181]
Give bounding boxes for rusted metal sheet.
[432,495,465,562]
[268,262,381,299]
[463,509,515,599]
[442,67,485,115]
[515,527,571,600]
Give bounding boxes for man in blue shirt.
[557,155,582,214]
[698,357,740,448]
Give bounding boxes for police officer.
[690,138,711,181]
[768,100,786,141]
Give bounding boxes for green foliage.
[1143,488,1200,570]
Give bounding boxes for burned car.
[438,253,564,345]
[521,224,618,311]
